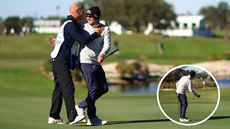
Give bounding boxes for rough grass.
[1,34,230,64]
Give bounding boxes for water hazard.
[109,79,230,94]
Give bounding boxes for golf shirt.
[80,23,111,65]
[176,75,195,95]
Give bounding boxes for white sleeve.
[188,80,193,93]
[99,27,111,57]
[188,80,198,96]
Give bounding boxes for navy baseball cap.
[86,6,101,19]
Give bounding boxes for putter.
[104,48,119,60]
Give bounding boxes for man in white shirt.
[74,7,110,126]
[176,71,200,122]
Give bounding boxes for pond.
[109,81,159,94]
[109,78,230,94]
[217,79,230,88]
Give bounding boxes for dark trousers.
[49,59,77,122]
[79,63,108,119]
[177,93,188,119]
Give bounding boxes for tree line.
[83,0,176,33]
[0,16,59,35]
[84,0,230,34]
[199,1,230,38]
[160,67,216,89]
[0,1,229,35]
[0,16,33,35]
[163,68,211,83]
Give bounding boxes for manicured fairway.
[0,88,229,129]
[158,88,219,124]
[0,34,230,129]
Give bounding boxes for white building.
[34,19,61,33]
[173,15,204,29]
[109,21,126,35]
[160,15,212,37]
[144,23,153,35]
[109,21,133,35]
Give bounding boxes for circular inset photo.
[157,65,220,126]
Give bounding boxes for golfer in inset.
[176,71,200,122]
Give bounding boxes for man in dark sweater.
[48,2,103,125]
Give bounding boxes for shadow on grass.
[77,116,230,126]
[77,119,169,126]
[209,116,230,120]
[107,119,169,125]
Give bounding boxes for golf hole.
[157,65,220,126]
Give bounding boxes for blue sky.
[165,0,229,15]
[0,0,229,19]
[182,66,205,73]
[0,0,82,19]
